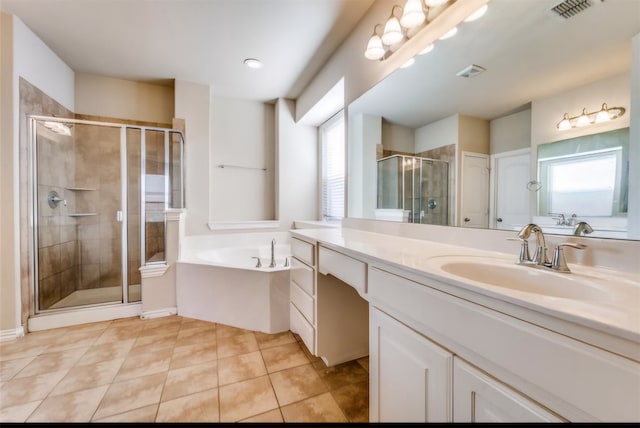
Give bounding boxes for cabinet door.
[453,358,565,422]
[370,307,453,422]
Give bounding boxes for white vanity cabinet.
[453,358,564,422]
[370,306,453,422]
[289,237,317,354]
[368,263,640,422]
[289,237,369,366]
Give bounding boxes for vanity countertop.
[290,227,640,359]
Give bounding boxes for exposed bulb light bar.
[364,1,489,62]
[556,103,626,130]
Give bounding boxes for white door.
[453,358,565,422]
[370,307,453,422]
[460,152,489,228]
[491,149,531,231]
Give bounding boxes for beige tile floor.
[0,315,369,423]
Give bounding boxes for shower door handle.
[116,210,123,222]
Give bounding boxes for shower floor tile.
[48,284,141,310]
[0,315,369,423]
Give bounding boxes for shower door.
[30,117,184,313]
[32,119,130,311]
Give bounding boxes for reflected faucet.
[269,238,276,268]
[517,223,550,266]
[574,221,593,236]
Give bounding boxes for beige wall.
[0,13,17,336]
[75,73,174,124]
[490,109,531,155]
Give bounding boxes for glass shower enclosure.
[28,116,184,313]
[377,154,449,225]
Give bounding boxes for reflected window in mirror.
[320,110,345,221]
[537,128,629,219]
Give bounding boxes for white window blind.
[320,111,345,220]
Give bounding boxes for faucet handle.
[551,243,587,273]
[507,237,531,264]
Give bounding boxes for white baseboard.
[140,307,177,320]
[0,326,25,342]
[27,303,142,332]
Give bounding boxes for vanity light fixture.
[400,57,416,68]
[556,103,626,130]
[364,1,489,62]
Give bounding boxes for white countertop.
[290,227,640,353]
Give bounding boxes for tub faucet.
[517,223,550,267]
[269,238,276,268]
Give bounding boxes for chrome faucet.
[573,221,593,236]
[513,223,587,273]
[517,223,550,266]
[269,238,276,268]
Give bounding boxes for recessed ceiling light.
[243,58,263,69]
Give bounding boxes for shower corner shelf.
[65,187,97,191]
[67,213,97,217]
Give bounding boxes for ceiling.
[0,0,375,101]
[350,0,640,128]
[3,0,639,120]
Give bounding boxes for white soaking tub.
[176,231,291,333]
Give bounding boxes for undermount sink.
[427,255,611,301]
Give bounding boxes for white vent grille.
[456,64,486,78]
[550,0,592,19]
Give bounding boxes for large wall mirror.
[347,0,639,240]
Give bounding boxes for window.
[320,111,345,221]
[539,148,623,216]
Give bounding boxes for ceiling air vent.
[550,0,592,19]
[456,64,486,79]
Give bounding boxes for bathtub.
[176,231,291,334]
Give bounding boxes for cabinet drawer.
[290,303,315,355]
[291,238,315,266]
[318,246,367,295]
[291,257,315,295]
[290,281,314,324]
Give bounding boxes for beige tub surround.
[140,210,184,320]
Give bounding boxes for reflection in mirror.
[533,128,629,239]
[347,0,639,240]
[376,154,449,224]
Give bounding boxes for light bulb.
[364,34,385,60]
[425,0,448,7]
[382,16,403,45]
[594,103,611,123]
[576,108,591,127]
[400,0,426,29]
